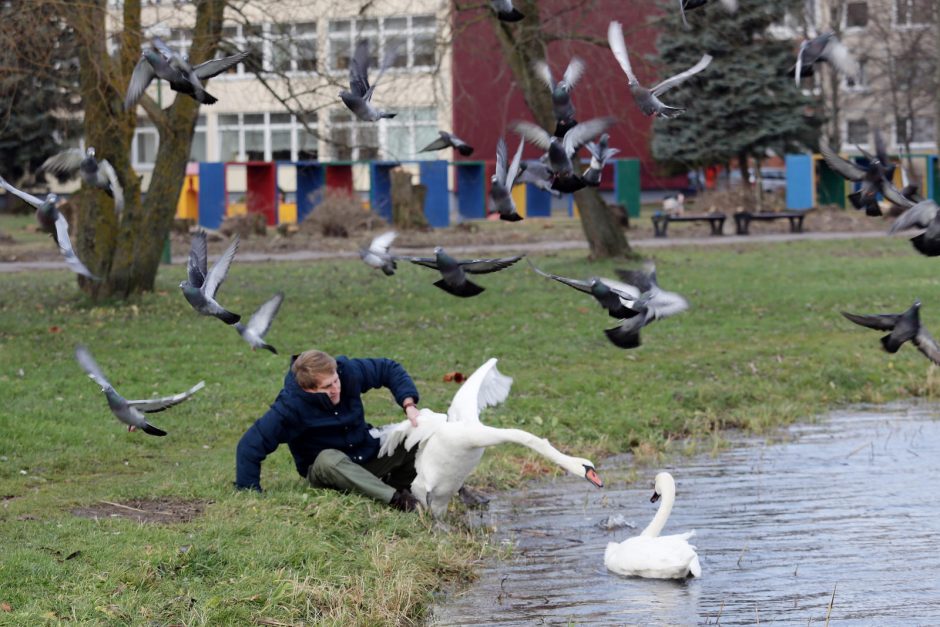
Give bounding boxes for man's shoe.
[390,489,420,512]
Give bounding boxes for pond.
[431,404,940,625]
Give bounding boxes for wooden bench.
[651,212,726,238]
[733,211,807,235]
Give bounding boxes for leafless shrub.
[299,189,381,238]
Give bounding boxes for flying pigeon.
[75,344,205,436]
[235,292,284,354]
[533,56,586,127]
[125,41,248,110]
[512,116,615,193]
[420,131,474,156]
[818,136,907,216]
[490,136,526,221]
[607,263,689,349]
[359,230,399,275]
[608,21,712,118]
[400,246,524,297]
[517,160,561,197]
[180,231,241,324]
[888,197,940,256]
[0,176,99,280]
[842,301,940,365]
[679,0,738,28]
[794,32,860,85]
[39,147,124,214]
[339,39,398,121]
[582,133,620,187]
[491,0,524,22]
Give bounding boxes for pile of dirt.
[71,498,209,524]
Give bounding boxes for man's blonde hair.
[292,350,337,390]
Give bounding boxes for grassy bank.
[0,236,936,624]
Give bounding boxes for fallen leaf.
[48,326,61,333]
[1,602,11,612]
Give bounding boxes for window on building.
[271,21,317,73]
[328,15,436,72]
[895,0,934,27]
[328,109,378,160]
[221,23,265,75]
[385,108,439,160]
[844,59,867,90]
[845,1,868,28]
[165,27,192,60]
[133,117,159,168]
[896,116,935,144]
[846,119,869,145]
[216,112,318,161]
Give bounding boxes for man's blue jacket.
[235,355,419,491]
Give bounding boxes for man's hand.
[405,404,420,427]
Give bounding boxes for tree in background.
[0,1,81,188]
[651,0,820,196]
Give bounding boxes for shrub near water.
[0,236,936,623]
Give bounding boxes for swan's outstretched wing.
[447,358,513,424]
[607,21,638,85]
[127,381,206,413]
[650,54,713,96]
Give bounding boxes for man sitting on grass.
[235,349,423,512]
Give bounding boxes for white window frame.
[893,0,932,29]
[270,21,317,75]
[132,118,159,170]
[327,15,437,75]
[842,1,869,30]
[216,112,319,162]
[845,119,870,146]
[842,59,868,92]
[895,116,936,147]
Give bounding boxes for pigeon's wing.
[615,266,656,293]
[494,137,508,185]
[98,159,124,213]
[203,235,239,299]
[794,41,807,85]
[124,56,156,110]
[127,380,206,413]
[0,176,44,209]
[419,132,451,152]
[39,149,84,178]
[913,326,940,366]
[400,255,440,270]
[889,200,939,233]
[527,258,594,295]
[54,214,99,280]
[562,117,615,157]
[446,358,513,424]
[597,276,642,301]
[841,311,900,331]
[882,179,913,209]
[563,56,586,87]
[511,120,552,151]
[505,136,526,188]
[532,59,554,89]
[349,39,371,96]
[188,231,208,287]
[819,138,865,181]
[194,51,250,79]
[460,254,524,274]
[650,53,713,96]
[607,21,639,85]
[647,289,689,319]
[372,42,400,90]
[821,35,860,80]
[151,37,175,60]
[369,230,398,254]
[245,292,284,338]
[75,345,112,390]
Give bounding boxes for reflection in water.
[432,404,940,626]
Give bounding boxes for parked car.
[729,168,787,194]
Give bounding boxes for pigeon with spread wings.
[420,131,474,156]
[40,147,124,214]
[794,32,860,85]
[340,39,398,121]
[235,292,284,354]
[819,136,907,216]
[533,56,585,129]
[887,197,940,256]
[359,230,399,275]
[400,246,523,297]
[75,345,205,436]
[490,136,526,221]
[842,301,940,365]
[180,231,241,324]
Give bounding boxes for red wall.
[452,1,687,190]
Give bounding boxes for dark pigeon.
[339,39,398,121]
[235,292,284,354]
[491,0,524,22]
[794,32,860,85]
[420,131,474,156]
[888,197,940,256]
[40,147,124,214]
[842,301,940,364]
[180,231,241,324]
[400,246,524,297]
[819,135,907,217]
[533,56,585,127]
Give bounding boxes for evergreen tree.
[650,0,820,179]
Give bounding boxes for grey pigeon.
[180,231,241,324]
[400,246,524,297]
[794,32,860,85]
[125,42,248,110]
[528,259,642,325]
[339,39,398,122]
[420,131,474,156]
[608,21,712,119]
[608,262,689,349]
[512,116,615,193]
[679,0,738,28]
[888,197,940,256]
[533,56,586,126]
[819,136,906,216]
[517,160,561,197]
[490,136,526,221]
[0,176,99,280]
[359,230,399,275]
[491,0,524,22]
[842,301,940,365]
[235,292,284,354]
[75,344,205,436]
[582,133,620,187]
[40,147,124,214]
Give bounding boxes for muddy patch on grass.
[71,498,209,524]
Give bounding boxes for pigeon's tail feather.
[261,343,278,355]
[142,423,168,437]
[911,233,940,257]
[381,112,397,119]
[880,333,904,353]
[217,310,241,325]
[434,278,485,298]
[658,105,685,118]
[457,145,474,156]
[864,203,882,217]
[381,265,396,276]
[497,8,525,21]
[196,89,218,105]
[499,212,524,222]
[605,326,641,349]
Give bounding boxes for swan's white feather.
[605,531,700,579]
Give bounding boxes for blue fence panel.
[785,154,814,210]
[419,160,449,227]
[197,162,226,229]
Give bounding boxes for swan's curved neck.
[487,428,582,475]
[640,483,675,537]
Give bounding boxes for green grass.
[1,236,938,624]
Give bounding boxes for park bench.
[651,212,726,238]
[733,210,808,235]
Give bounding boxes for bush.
[299,189,382,238]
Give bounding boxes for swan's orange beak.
[585,467,603,488]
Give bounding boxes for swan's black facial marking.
[650,491,661,503]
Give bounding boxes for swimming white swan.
[604,471,701,579]
[371,358,604,517]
